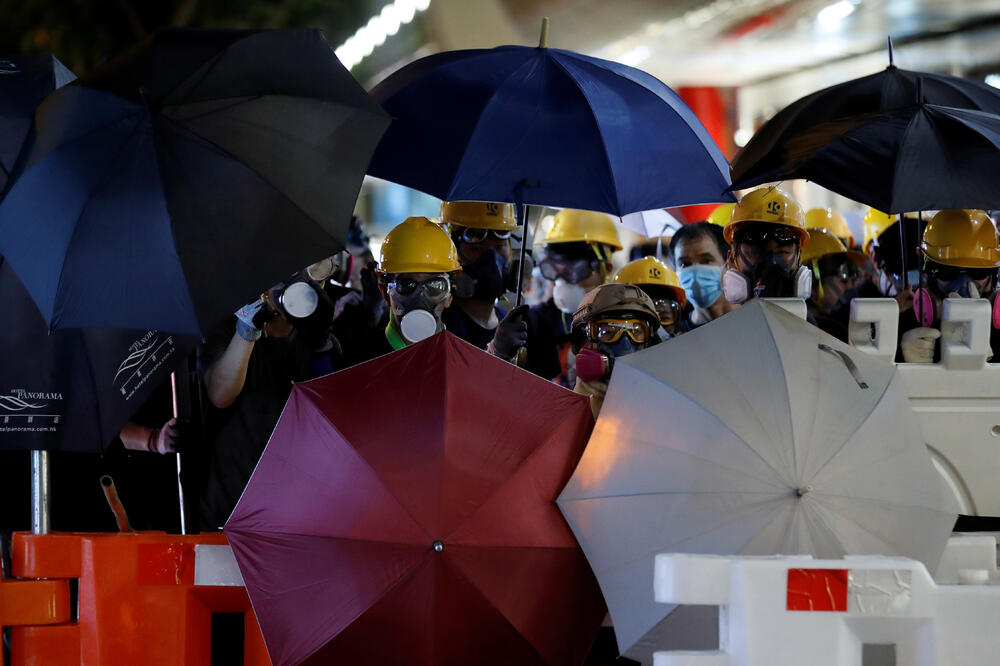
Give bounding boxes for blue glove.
[235,298,266,341]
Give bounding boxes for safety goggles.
[924,261,996,283]
[735,226,800,247]
[386,275,451,300]
[584,318,653,345]
[455,227,513,244]
[651,298,682,326]
[539,257,597,283]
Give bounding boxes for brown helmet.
[572,283,660,334]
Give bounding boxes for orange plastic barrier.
[6,531,271,666]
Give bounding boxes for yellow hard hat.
[611,256,687,308]
[801,228,866,266]
[805,208,854,247]
[544,208,623,250]
[379,217,461,274]
[707,203,735,227]
[921,209,1000,268]
[439,201,518,230]
[862,208,897,252]
[724,186,808,246]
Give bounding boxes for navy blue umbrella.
[0,28,389,337]
[0,54,75,194]
[367,38,733,216]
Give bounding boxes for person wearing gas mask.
[899,209,1000,363]
[571,283,660,417]
[374,216,462,353]
[526,208,622,387]
[722,186,811,304]
[610,256,687,339]
[855,207,921,313]
[438,201,529,359]
[668,221,737,328]
[197,261,345,530]
[801,227,865,342]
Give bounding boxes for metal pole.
[171,372,187,535]
[514,202,529,308]
[31,449,50,535]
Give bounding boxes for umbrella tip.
[887,35,894,67]
[538,17,549,48]
[432,540,444,552]
[795,485,813,497]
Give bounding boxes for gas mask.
[723,251,812,304]
[573,317,658,382]
[386,274,452,344]
[452,249,510,301]
[913,263,1000,328]
[553,279,587,314]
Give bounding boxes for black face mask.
[750,251,797,298]
[454,249,510,300]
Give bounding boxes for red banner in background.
[677,86,733,223]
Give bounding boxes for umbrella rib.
[807,495,928,556]
[548,56,621,211]
[800,374,896,484]
[51,110,149,325]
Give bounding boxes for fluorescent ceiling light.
[817,0,856,27]
[335,0,431,71]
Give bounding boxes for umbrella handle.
[818,343,869,389]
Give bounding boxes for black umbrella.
[0,256,198,453]
[0,28,389,336]
[731,41,1000,192]
[728,102,1000,214]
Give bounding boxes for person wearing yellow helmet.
[611,256,687,339]
[721,186,812,303]
[437,201,528,358]
[527,208,622,386]
[805,208,855,249]
[801,228,865,341]
[899,209,1000,363]
[706,203,735,228]
[855,208,921,313]
[376,216,462,351]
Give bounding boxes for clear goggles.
[584,318,653,345]
[651,297,682,326]
[386,274,451,300]
[455,227,513,244]
[539,256,598,283]
[735,225,800,248]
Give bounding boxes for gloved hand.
[360,260,387,325]
[488,305,529,360]
[146,418,190,454]
[333,290,362,321]
[900,327,940,363]
[573,377,608,419]
[235,298,266,341]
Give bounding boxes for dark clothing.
[525,299,575,387]
[197,319,328,531]
[808,302,850,343]
[326,283,390,368]
[441,302,506,350]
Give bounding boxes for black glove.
[360,260,387,325]
[488,305,529,360]
[146,417,193,454]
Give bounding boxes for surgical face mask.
[677,265,723,310]
[454,249,509,300]
[387,275,451,344]
[553,278,587,314]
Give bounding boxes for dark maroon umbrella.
[225,332,606,666]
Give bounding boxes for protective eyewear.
[652,298,682,326]
[387,275,451,300]
[539,257,596,283]
[735,227,800,247]
[456,227,513,244]
[924,261,996,283]
[584,318,652,345]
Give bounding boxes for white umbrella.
[618,208,684,238]
[558,299,957,660]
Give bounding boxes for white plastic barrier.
[653,539,1000,666]
[844,297,1000,516]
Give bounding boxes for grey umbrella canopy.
[557,299,957,657]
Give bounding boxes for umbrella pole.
[514,201,529,308]
[171,372,187,535]
[30,450,50,535]
[898,212,908,290]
